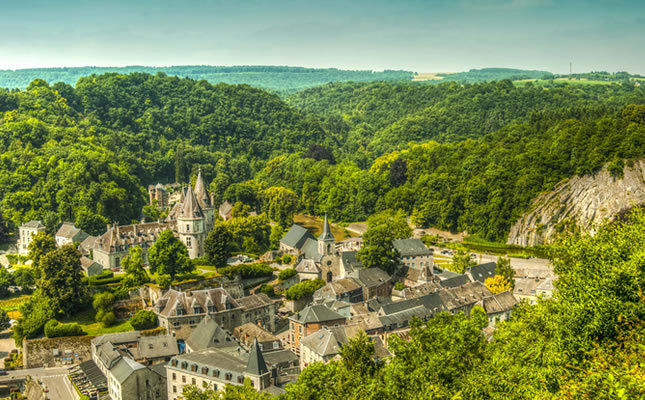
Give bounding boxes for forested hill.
[0,66,413,92]
[0,73,643,242]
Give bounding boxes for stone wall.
[23,336,94,369]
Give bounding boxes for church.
[92,169,215,269]
[280,215,342,283]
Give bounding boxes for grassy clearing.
[0,294,31,312]
[412,72,448,81]
[61,309,133,336]
[461,236,548,258]
[293,214,357,239]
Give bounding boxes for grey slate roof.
[111,356,145,383]
[56,222,88,241]
[379,305,432,327]
[299,327,343,357]
[466,262,497,283]
[392,238,432,257]
[169,348,250,376]
[92,331,141,347]
[317,214,335,242]
[236,293,274,311]
[356,268,390,288]
[262,349,299,367]
[186,316,237,352]
[135,334,179,360]
[194,168,211,209]
[280,224,314,250]
[439,274,471,288]
[340,251,362,274]
[289,304,345,324]
[300,237,322,261]
[156,288,240,318]
[179,185,204,219]
[295,259,320,274]
[22,220,45,229]
[483,291,518,314]
[246,338,269,375]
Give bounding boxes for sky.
[1,0,644,74]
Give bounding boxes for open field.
[293,214,357,239]
[412,72,449,81]
[61,309,133,336]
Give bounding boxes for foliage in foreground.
[279,209,645,399]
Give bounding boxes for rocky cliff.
[507,160,645,246]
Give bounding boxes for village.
[0,171,556,400]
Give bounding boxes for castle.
[92,169,215,269]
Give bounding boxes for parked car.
[0,369,8,376]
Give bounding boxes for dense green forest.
[0,74,643,242]
[0,66,413,92]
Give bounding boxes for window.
[186,237,192,248]
[173,386,177,393]
[186,224,190,232]
[182,376,186,383]
[208,306,215,313]
[298,325,302,334]
[173,321,180,327]
[192,378,196,385]
[213,384,218,390]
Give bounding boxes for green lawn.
[61,309,134,336]
[0,293,31,312]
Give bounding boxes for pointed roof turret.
[194,168,211,209]
[179,186,204,219]
[246,337,269,376]
[318,214,335,242]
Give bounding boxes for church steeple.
[318,214,335,256]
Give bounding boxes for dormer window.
[193,306,203,314]
[208,305,215,313]
[176,306,185,316]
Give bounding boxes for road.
[3,366,78,400]
[431,246,552,273]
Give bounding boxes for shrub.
[274,256,283,264]
[260,284,275,297]
[154,274,172,289]
[278,268,297,281]
[394,282,405,291]
[44,320,85,338]
[130,310,158,330]
[282,254,292,264]
[285,279,325,300]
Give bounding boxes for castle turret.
[177,186,205,259]
[318,214,335,256]
[194,168,215,232]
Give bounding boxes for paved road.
[431,246,553,272]
[3,366,78,400]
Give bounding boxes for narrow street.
[2,367,78,400]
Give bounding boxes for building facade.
[17,220,46,255]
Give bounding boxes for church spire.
[318,214,334,242]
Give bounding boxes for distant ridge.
[0,65,413,92]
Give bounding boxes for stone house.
[166,339,271,399]
[17,220,46,255]
[392,238,433,270]
[233,323,282,352]
[314,277,364,304]
[294,259,321,282]
[481,290,519,326]
[80,256,104,277]
[154,288,277,339]
[287,304,346,354]
[339,251,362,277]
[352,267,392,300]
[91,332,170,400]
[148,183,170,210]
[55,222,88,247]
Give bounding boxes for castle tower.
[317,214,335,256]
[194,168,215,233]
[177,186,205,259]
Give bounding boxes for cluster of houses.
[13,169,555,399]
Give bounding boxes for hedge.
[218,263,274,279]
[44,319,86,338]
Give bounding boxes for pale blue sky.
[1,0,643,74]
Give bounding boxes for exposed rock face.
[507,160,645,246]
